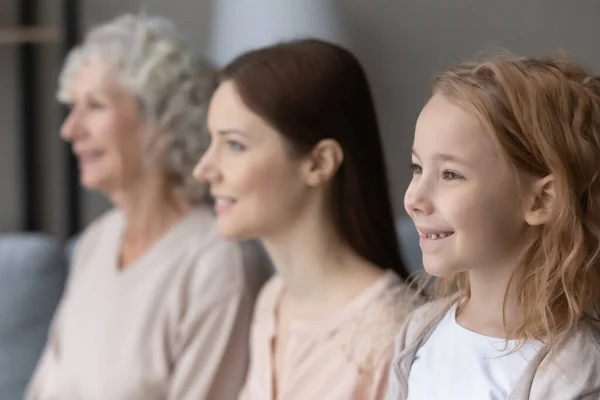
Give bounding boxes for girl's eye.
[409,163,422,174]
[443,170,463,180]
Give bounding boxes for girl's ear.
[524,175,556,226]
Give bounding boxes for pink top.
[239,270,415,400]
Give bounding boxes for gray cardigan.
[385,296,600,400]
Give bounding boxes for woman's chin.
[79,172,115,195]
[80,176,102,191]
[216,221,247,241]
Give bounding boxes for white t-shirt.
[407,304,541,400]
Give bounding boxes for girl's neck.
[456,265,522,338]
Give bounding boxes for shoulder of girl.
[532,319,600,395]
[336,284,431,372]
[401,295,456,342]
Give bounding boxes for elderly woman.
[26,14,269,400]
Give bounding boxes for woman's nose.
[193,149,220,184]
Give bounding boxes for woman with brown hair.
[193,38,417,399]
[387,55,600,399]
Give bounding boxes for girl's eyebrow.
[412,148,471,167]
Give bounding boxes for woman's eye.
[88,100,106,110]
[228,141,246,152]
[409,163,422,174]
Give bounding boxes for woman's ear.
[524,175,556,226]
[302,139,344,187]
[142,124,170,163]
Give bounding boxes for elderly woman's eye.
[88,99,106,109]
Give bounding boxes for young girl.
[386,56,600,399]
[194,39,417,399]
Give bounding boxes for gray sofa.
[0,217,421,400]
[0,234,68,399]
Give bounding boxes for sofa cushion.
[0,233,67,400]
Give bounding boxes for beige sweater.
[386,296,600,400]
[26,207,270,400]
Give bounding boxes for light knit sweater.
[26,207,270,400]
[385,296,600,400]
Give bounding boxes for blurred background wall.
[2,0,600,239]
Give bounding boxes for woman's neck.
[263,212,383,319]
[110,174,193,268]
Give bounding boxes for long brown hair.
[431,55,600,346]
[214,38,409,280]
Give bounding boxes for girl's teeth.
[423,232,451,239]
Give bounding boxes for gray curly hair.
[58,13,214,203]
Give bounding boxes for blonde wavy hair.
[429,55,600,347]
[58,14,214,203]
